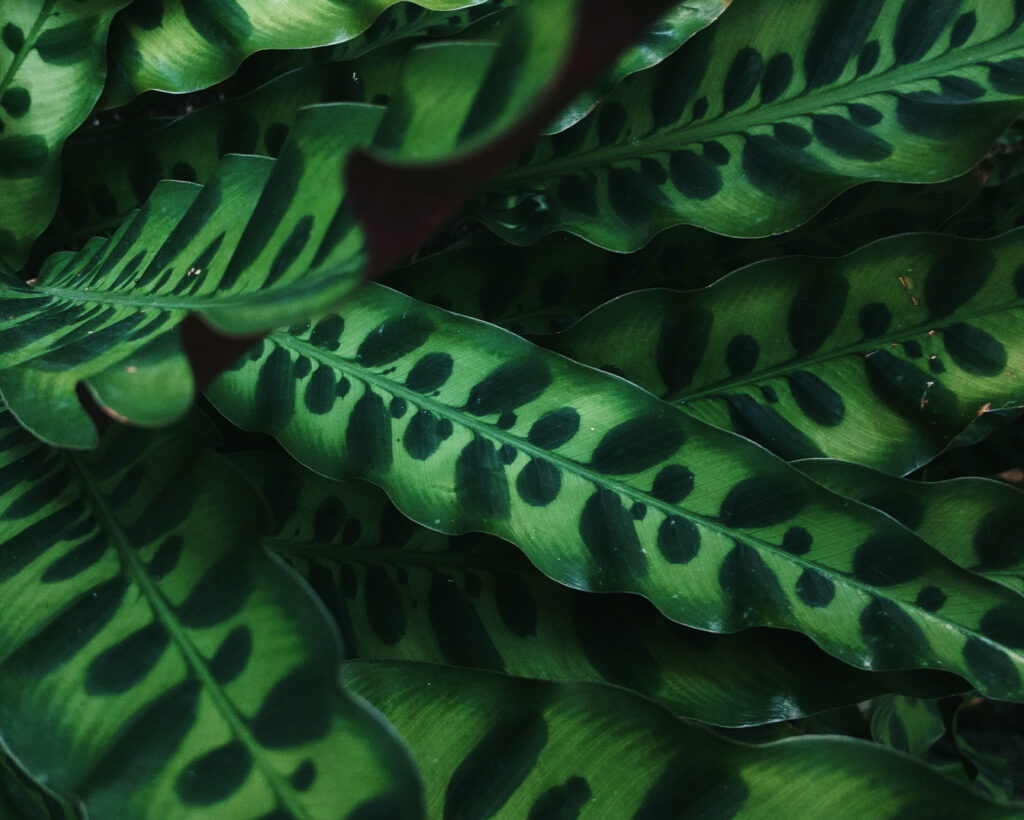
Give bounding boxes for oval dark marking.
[938,75,985,99]
[719,476,805,528]
[147,534,184,580]
[915,586,946,612]
[252,665,333,747]
[290,760,316,791]
[496,411,516,430]
[1,88,30,117]
[579,490,647,581]
[516,459,561,507]
[495,573,538,637]
[852,534,927,587]
[403,409,453,460]
[455,437,511,520]
[725,335,759,376]
[668,150,723,199]
[864,350,958,424]
[650,465,695,503]
[848,103,883,126]
[356,315,434,367]
[973,508,1024,571]
[84,622,169,694]
[858,41,880,74]
[528,407,580,450]
[761,385,779,403]
[941,323,1008,376]
[336,377,351,397]
[760,53,793,103]
[591,414,686,475]
[364,566,406,645]
[653,32,714,127]
[692,97,709,119]
[787,270,850,355]
[465,359,551,417]
[406,352,454,393]
[390,397,408,418]
[176,742,252,806]
[634,757,749,820]
[773,122,813,149]
[963,637,1021,694]
[702,140,730,166]
[346,390,392,473]
[723,47,764,111]
[923,250,995,318]
[528,776,591,820]
[41,532,105,582]
[782,526,813,556]
[304,365,337,415]
[429,573,504,669]
[787,371,845,426]
[979,604,1024,649]
[656,307,714,392]
[902,340,924,359]
[443,713,547,820]
[631,502,647,520]
[725,394,824,461]
[893,0,961,66]
[253,346,295,430]
[804,0,885,88]
[860,596,931,669]
[949,11,977,47]
[597,101,627,145]
[1,23,24,52]
[177,558,252,628]
[719,542,786,623]
[293,356,312,379]
[266,214,313,286]
[209,626,253,684]
[657,516,700,564]
[796,569,835,608]
[498,445,517,465]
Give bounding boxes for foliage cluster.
[1,0,1024,817]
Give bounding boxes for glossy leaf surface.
[474,0,1024,249]
[552,230,1024,474]
[799,459,1024,595]
[208,282,1024,699]
[0,406,421,818]
[0,0,130,268]
[345,660,1019,819]
[241,450,960,728]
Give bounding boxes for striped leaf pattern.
[241,450,960,728]
[473,0,1024,249]
[387,172,984,335]
[104,0,494,100]
[345,661,1019,819]
[0,0,131,268]
[207,282,1024,699]
[0,406,421,818]
[799,460,1024,595]
[552,230,1024,474]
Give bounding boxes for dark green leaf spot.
[406,352,454,393]
[650,465,695,504]
[657,516,700,564]
[719,476,805,528]
[252,665,333,748]
[456,437,511,520]
[430,573,504,670]
[516,459,561,507]
[787,371,845,426]
[656,308,713,392]
[464,360,551,416]
[941,323,1008,376]
[852,534,927,587]
[725,335,759,376]
[528,777,591,820]
[528,407,580,449]
[796,569,835,608]
[176,742,252,806]
[591,414,686,475]
[579,490,647,582]
[787,271,850,355]
[357,315,434,367]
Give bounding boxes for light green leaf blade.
[387,172,984,335]
[345,660,1020,819]
[472,0,1024,249]
[870,695,947,758]
[0,407,422,818]
[207,281,1024,700]
[104,0,495,101]
[0,0,131,269]
[551,230,1024,474]
[240,450,962,728]
[798,459,1024,596]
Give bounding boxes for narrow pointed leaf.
[0,0,131,268]
[870,695,946,758]
[798,459,1024,595]
[345,661,1020,819]
[0,407,421,818]
[208,281,1024,699]
[551,230,1024,474]
[472,0,1024,249]
[240,450,961,728]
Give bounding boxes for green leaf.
[551,230,1024,474]
[870,695,947,758]
[798,459,1024,595]
[104,0,496,101]
[954,699,1024,803]
[345,660,1020,819]
[0,406,422,818]
[1,750,79,820]
[207,281,1024,699]
[240,449,962,728]
[387,172,983,335]
[472,0,1024,249]
[0,0,131,269]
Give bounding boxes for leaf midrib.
[273,325,1024,673]
[0,1,56,100]
[493,29,1024,186]
[66,454,311,820]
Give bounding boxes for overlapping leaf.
[551,230,1024,474]
[471,0,1024,250]
[387,172,983,335]
[345,661,1020,819]
[240,450,960,728]
[870,695,946,758]
[954,699,1024,802]
[799,460,1024,595]
[0,405,421,818]
[1,750,78,820]
[0,0,131,269]
[208,281,1024,699]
